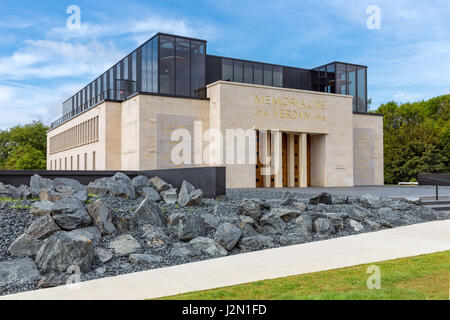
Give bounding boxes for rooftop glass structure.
[53,33,367,128]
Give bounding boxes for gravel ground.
[0,188,448,296]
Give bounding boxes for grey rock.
[377,207,401,224]
[238,222,259,237]
[238,236,274,252]
[40,189,66,203]
[35,231,95,273]
[0,258,41,286]
[161,188,178,204]
[177,214,206,241]
[68,227,102,245]
[30,200,54,217]
[364,219,382,230]
[238,215,266,233]
[214,202,238,216]
[132,175,151,193]
[51,198,91,230]
[95,267,106,276]
[149,176,172,193]
[8,234,43,258]
[95,248,114,264]
[170,243,201,258]
[313,218,335,234]
[238,199,262,221]
[332,195,349,204]
[418,211,438,221]
[309,192,333,205]
[259,211,286,234]
[53,178,84,192]
[141,186,162,202]
[37,272,70,288]
[132,197,166,227]
[403,196,422,205]
[87,172,136,199]
[167,212,185,226]
[30,174,54,191]
[323,212,347,231]
[280,233,303,246]
[178,180,203,207]
[214,222,242,250]
[272,207,302,222]
[189,237,228,257]
[379,219,393,228]
[349,219,364,232]
[0,182,19,199]
[280,191,296,206]
[17,184,32,199]
[26,214,61,240]
[109,234,142,257]
[202,213,221,228]
[129,253,162,265]
[295,215,313,231]
[360,193,382,208]
[350,207,373,221]
[142,226,168,246]
[86,199,117,235]
[116,216,135,231]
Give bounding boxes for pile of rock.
[0,174,447,296]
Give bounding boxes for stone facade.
[47,81,384,188]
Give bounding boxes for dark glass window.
[159,36,175,95]
[190,40,205,97]
[244,62,253,83]
[273,66,282,87]
[222,58,233,81]
[132,51,137,82]
[152,39,158,93]
[357,67,367,112]
[147,42,152,93]
[263,64,272,86]
[233,60,243,83]
[325,64,335,93]
[108,69,113,99]
[123,57,129,80]
[336,63,347,94]
[254,63,263,84]
[347,65,356,111]
[141,44,147,92]
[103,73,107,100]
[175,37,190,96]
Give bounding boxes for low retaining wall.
[418,173,450,186]
[0,167,226,198]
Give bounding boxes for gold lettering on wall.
[254,95,326,122]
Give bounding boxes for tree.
[375,95,450,184]
[0,121,49,170]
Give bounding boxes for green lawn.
[161,251,450,300]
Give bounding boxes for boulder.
[87,172,136,199]
[377,207,401,224]
[332,195,349,205]
[30,174,54,191]
[403,196,422,205]
[0,182,20,199]
[178,180,203,207]
[39,189,66,203]
[129,254,162,265]
[30,200,54,217]
[360,193,382,208]
[350,207,373,221]
[214,222,242,250]
[259,211,286,234]
[364,219,382,230]
[189,237,228,257]
[86,199,117,235]
[349,219,364,232]
[280,191,296,206]
[238,222,259,237]
[149,176,172,193]
[109,234,141,256]
[309,192,333,205]
[161,188,178,204]
[0,258,41,286]
[238,236,274,252]
[132,175,151,193]
[323,212,347,231]
[51,198,91,230]
[68,227,102,245]
[37,272,70,288]
[272,207,302,222]
[214,202,238,216]
[131,197,166,227]
[313,218,335,234]
[142,225,169,246]
[26,215,61,240]
[238,199,262,221]
[35,231,95,273]
[201,213,221,228]
[177,214,206,241]
[8,234,44,258]
[170,243,201,258]
[295,215,313,231]
[280,233,303,246]
[94,248,113,264]
[141,187,162,202]
[53,178,84,191]
[17,185,33,199]
[238,215,266,233]
[167,212,185,226]
[116,216,135,231]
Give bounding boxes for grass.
[161,251,450,300]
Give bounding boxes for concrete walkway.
[2,220,450,300]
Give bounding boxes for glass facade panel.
[222,58,233,81]
[175,38,190,96]
[132,52,136,82]
[336,63,347,94]
[233,60,243,83]
[357,67,367,112]
[123,57,129,80]
[273,66,282,87]
[254,63,263,85]
[147,41,153,92]
[263,64,272,86]
[190,40,205,97]
[347,65,356,111]
[159,36,175,95]
[152,39,158,93]
[141,44,147,92]
[244,62,253,83]
[325,64,335,93]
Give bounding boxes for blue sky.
[0,0,449,129]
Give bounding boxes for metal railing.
[425,176,450,200]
